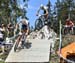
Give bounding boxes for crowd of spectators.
[0,23,20,55]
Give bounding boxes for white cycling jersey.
[21,19,29,25]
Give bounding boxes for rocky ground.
[28,25,57,40]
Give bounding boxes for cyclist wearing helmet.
[15,19,29,48]
[36,4,48,19]
[65,18,74,34]
[19,19,29,35]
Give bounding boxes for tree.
[53,0,75,33]
[46,0,52,27]
[0,0,29,25]
[55,0,75,24]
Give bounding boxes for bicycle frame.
[14,32,26,52]
[35,15,45,30]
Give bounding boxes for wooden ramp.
[5,39,51,63]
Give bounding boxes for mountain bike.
[35,15,44,30]
[14,32,26,52]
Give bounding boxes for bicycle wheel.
[14,42,18,52]
[35,18,43,30]
[21,33,26,49]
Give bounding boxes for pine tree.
[55,0,75,24]
[0,0,29,25]
[53,0,75,33]
[46,0,52,27]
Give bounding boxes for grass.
[0,61,5,63]
[0,47,11,63]
[50,53,59,63]
[0,54,8,63]
[0,53,8,60]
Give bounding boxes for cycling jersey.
[22,24,27,30]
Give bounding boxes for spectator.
[0,25,5,55]
[7,23,14,37]
[14,24,20,36]
[65,18,74,34]
[2,24,6,40]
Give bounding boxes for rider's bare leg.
[71,27,74,34]
[16,35,22,47]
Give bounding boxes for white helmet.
[21,18,29,24]
[21,18,26,22]
[40,4,44,8]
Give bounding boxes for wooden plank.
[5,39,51,63]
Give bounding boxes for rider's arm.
[7,24,14,29]
[36,8,41,16]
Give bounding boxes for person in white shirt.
[0,25,5,54]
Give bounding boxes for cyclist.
[15,18,29,48]
[65,18,74,34]
[36,4,48,20]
